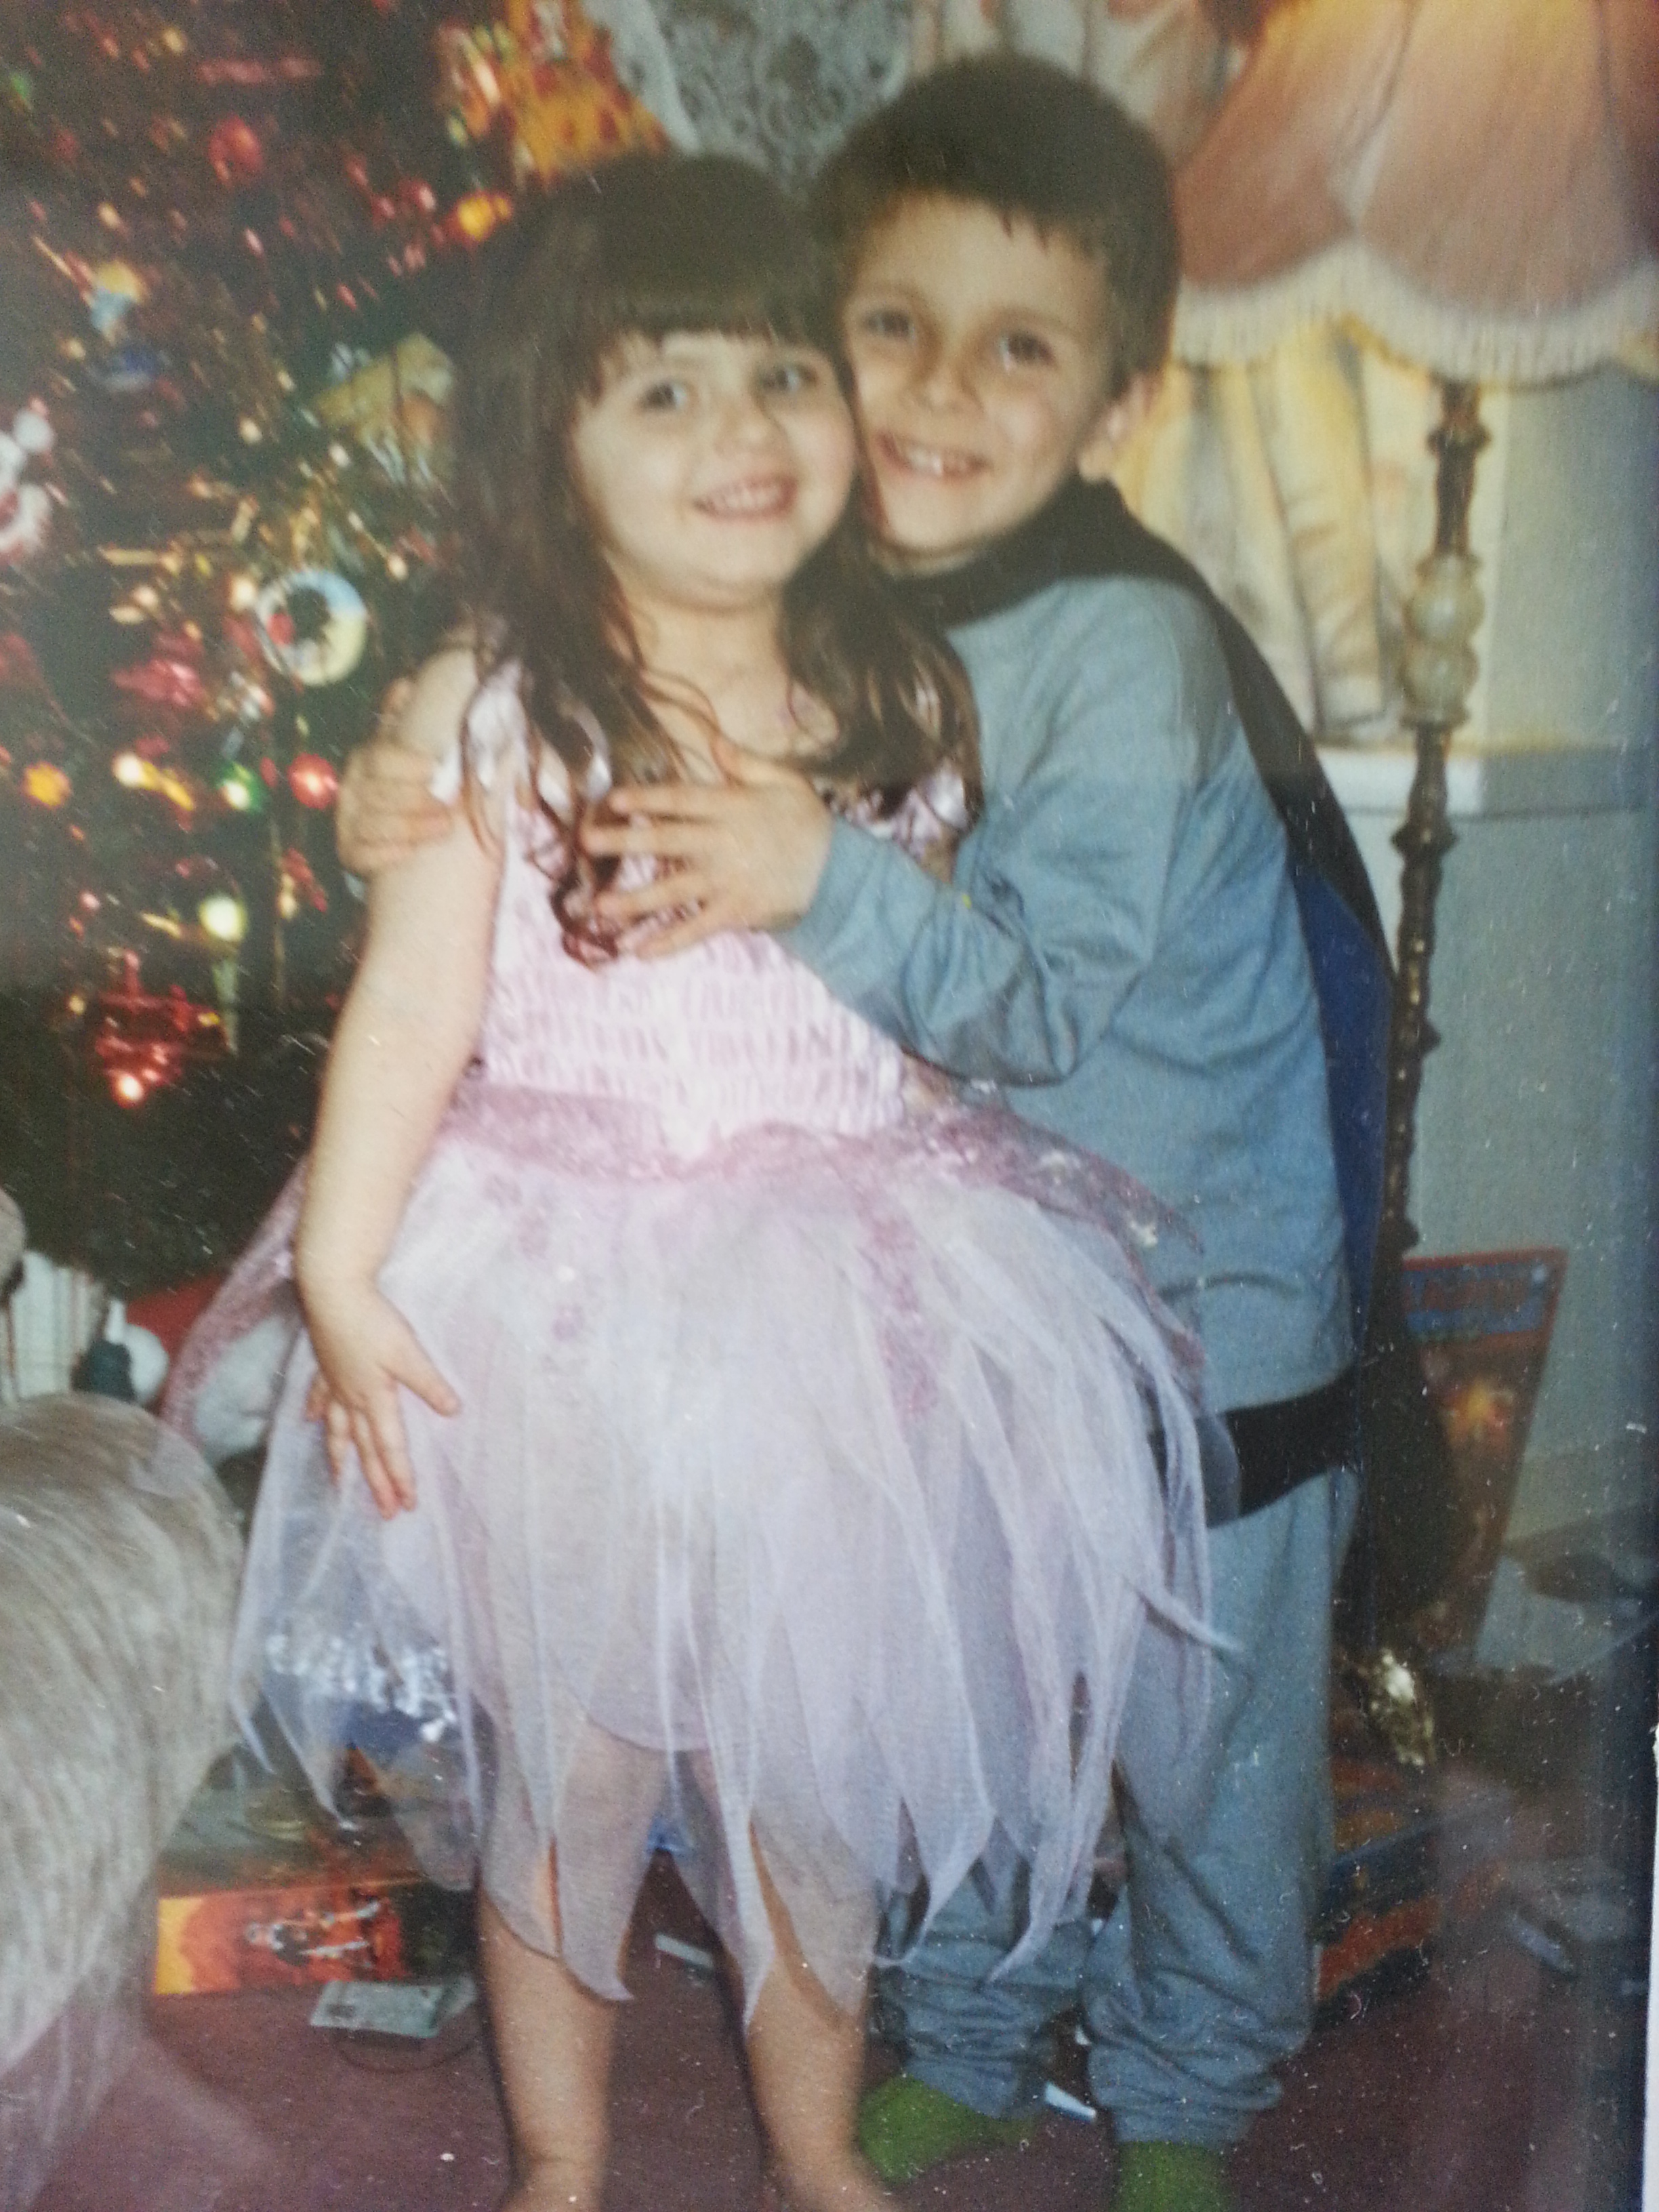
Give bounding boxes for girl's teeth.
[703,480,789,515]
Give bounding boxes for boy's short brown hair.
[811,55,1180,399]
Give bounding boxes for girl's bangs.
[582,257,836,381]
[573,169,838,384]
[628,271,831,349]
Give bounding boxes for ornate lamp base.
[1378,382,1488,1260]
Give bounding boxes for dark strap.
[890,478,1391,965]
[1226,1368,1358,1520]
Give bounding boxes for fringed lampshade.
[1173,0,1659,381]
[1167,0,1659,1262]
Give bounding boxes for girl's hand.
[581,737,833,954]
[300,1281,459,1518]
[336,678,456,877]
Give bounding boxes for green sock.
[857,2075,1035,2185]
[1110,2141,1234,2212]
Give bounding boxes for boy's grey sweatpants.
[873,1471,1355,2150]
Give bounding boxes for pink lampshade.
[1172,0,1659,380]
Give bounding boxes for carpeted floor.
[35,1851,1645,2212]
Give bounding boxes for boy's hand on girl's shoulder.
[582,737,833,956]
[335,677,456,877]
[300,1280,459,1519]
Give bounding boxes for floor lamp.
[1172,0,1659,1269]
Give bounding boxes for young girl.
[182,153,1210,2211]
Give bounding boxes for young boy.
[340,60,1386,2212]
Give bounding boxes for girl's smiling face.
[569,331,859,628]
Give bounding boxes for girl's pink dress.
[172,675,1210,2013]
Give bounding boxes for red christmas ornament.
[288,752,340,809]
[279,845,329,920]
[0,632,44,688]
[207,116,265,186]
[87,952,226,1107]
[112,652,207,712]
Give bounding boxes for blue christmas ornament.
[98,345,165,394]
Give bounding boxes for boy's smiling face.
[842,194,1136,574]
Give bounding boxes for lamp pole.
[1377,378,1489,1263]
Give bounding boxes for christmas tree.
[0,0,664,1292]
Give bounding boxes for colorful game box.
[155,1765,472,1996]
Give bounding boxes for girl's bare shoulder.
[396,644,485,764]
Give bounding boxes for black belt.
[1225,1366,1358,1521]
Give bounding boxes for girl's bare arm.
[296,648,502,1512]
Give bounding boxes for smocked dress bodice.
[459,667,915,1155]
[479,807,907,1156]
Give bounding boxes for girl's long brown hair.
[453,150,978,821]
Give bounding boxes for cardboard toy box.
[155,1765,473,1996]
[1315,1755,1511,2009]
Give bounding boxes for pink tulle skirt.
[185,1078,1210,2013]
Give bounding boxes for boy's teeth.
[888,436,975,478]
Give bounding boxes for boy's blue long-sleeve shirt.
[781,575,1351,1416]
